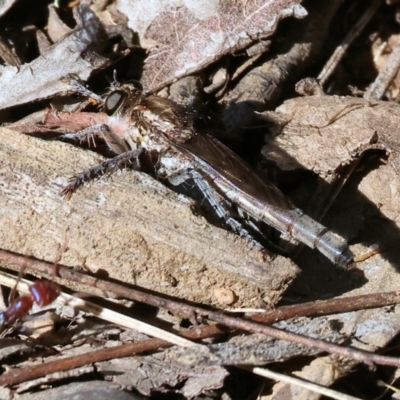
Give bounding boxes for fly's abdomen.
[271,208,354,267]
[205,175,354,267]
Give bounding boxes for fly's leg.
[57,124,139,199]
[58,124,130,155]
[189,171,267,253]
[61,149,143,199]
[61,75,103,103]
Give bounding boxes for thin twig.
[251,291,400,323]
[318,0,382,86]
[251,367,362,400]
[364,34,400,99]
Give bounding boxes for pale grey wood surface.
[0,128,298,306]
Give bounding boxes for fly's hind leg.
[61,149,144,199]
[188,170,268,255]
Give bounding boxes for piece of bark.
[0,0,15,17]
[161,320,343,366]
[0,127,298,307]
[0,4,109,111]
[261,95,397,177]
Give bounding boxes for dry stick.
[251,290,400,323]
[1,249,400,368]
[0,338,170,386]
[318,0,382,86]
[364,34,400,99]
[1,248,399,325]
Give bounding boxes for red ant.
[0,280,60,328]
[0,243,66,329]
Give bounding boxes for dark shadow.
[260,141,400,303]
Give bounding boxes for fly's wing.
[176,132,293,210]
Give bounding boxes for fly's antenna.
[106,70,121,89]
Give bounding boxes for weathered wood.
[0,128,298,306]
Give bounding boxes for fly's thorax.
[156,149,193,179]
[107,108,170,153]
[139,107,195,144]
[119,123,170,154]
[107,114,131,138]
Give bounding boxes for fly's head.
[103,79,195,145]
[103,80,145,117]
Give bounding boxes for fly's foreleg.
[61,75,103,104]
[61,149,143,199]
[58,124,130,155]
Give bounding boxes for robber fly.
[49,79,354,267]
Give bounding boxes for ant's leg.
[8,265,26,305]
[61,148,144,199]
[58,124,130,155]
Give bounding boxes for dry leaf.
[117,0,307,90]
[47,4,72,43]
[261,95,396,177]
[260,95,400,219]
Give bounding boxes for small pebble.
[214,288,237,305]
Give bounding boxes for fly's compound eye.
[105,90,126,115]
